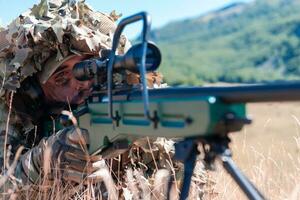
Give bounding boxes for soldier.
[0,0,208,199]
[0,0,132,199]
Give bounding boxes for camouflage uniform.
[0,0,207,199]
[0,0,132,198]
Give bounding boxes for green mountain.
[151,0,300,85]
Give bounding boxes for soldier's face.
[41,56,93,105]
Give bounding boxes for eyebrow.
[53,65,68,76]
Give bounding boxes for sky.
[0,0,253,38]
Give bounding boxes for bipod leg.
[173,139,198,200]
[220,148,265,200]
[204,136,266,200]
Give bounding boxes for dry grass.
[2,102,300,199]
[209,102,300,200]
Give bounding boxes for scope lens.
[73,60,95,81]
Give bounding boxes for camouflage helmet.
[0,0,130,92]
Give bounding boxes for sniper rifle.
[69,12,300,200]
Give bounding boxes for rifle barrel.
[125,82,300,103]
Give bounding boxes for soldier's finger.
[62,169,107,185]
[63,159,90,173]
[64,159,105,174]
[62,169,87,183]
[67,128,89,146]
[89,154,103,162]
[64,151,103,166]
[64,149,89,161]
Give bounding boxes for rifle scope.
[73,42,161,81]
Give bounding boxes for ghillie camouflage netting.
[0,1,210,199]
[0,0,130,91]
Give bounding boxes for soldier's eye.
[54,72,70,86]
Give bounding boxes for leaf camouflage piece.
[0,0,131,91]
[0,1,208,199]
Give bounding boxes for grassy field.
[3,102,300,200]
[209,102,300,200]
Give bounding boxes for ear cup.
[12,76,45,123]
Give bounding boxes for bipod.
[174,136,266,200]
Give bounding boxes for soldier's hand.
[47,126,105,183]
[21,126,105,184]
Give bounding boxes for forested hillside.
[151,0,300,85]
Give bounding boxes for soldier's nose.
[76,80,92,90]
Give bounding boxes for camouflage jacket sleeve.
[0,102,37,198]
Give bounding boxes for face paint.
[41,56,93,105]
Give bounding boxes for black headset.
[12,76,46,123]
